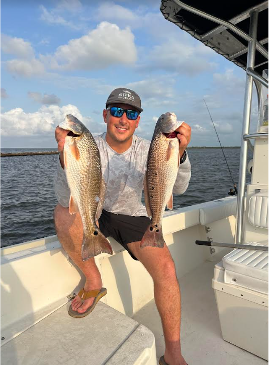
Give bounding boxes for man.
[54,88,191,365]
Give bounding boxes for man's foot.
[160,354,188,365]
[71,283,101,314]
[71,293,95,314]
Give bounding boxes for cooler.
[212,244,268,360]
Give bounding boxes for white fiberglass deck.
[133,255,267,365]
[2,254,267,365]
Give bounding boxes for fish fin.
[140,223,165,248]
[166,140,174,161]
[166,195,173,210]
[143,175,152,218]
[64,150,68,168]
[70,140,80,160]
[69,195,79,214]
[81,229,113,261]
[96,178,106,221]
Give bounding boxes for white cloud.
[56,0,83,13]
[212,121,234,134]
[1,34,34,59]
[1,88,8,98]
[44,22,137,71]
[126,77,177,108]
[6,59,45,78]
[139,38,216,75]
[39,5,82,30]
[28,92,61,105]
[1,105,82,137]
[213,69,245,93]
[193,124,208,134]
[96,2,138,25]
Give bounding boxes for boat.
[1,1,268,364]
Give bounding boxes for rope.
[203,99,236,186]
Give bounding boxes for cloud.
[126,77,178,108]
[56,0,83,13]
[6,59,45,78]
[1,88,8,99]
[95,2,139,26]
[213,69,245,94]
[43,22,137,71]
[39,5,82,30]
[28,92,61,105]
[1,34,34,59]
[1,105,106,139]
[139,38,217,75]
[1,105,82,137]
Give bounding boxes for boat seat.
[248,190,268,228]
[222,242,268,294]
[199,197,237,225]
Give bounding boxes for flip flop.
[159,355,188,365]
[68,287,107,318]
[159,356,168,365]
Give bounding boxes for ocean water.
[1,147,251,248]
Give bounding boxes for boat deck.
[133,256,267,365]
[1,253,267,365]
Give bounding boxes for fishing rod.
[203,99,236,187]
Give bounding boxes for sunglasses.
[108,107,140,120]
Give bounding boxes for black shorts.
[98,210,151,260]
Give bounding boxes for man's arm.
[173,121,192,194]
[173,156,191,194]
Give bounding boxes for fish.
[141,112,183,248]
[58,114,113,261]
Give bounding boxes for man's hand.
[55,126,69,168]
[176,122,191,158]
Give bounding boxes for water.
[1,147,251,248]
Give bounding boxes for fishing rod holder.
[243,133,268,140]
[195,240,268,251]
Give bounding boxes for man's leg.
[54,204,102,314]
[128,241,187,365]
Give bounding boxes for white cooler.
[212,245,268,360]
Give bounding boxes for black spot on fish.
[151,186,154,190]
[94,231,98,236]
[156,229,159,233]
[150,226,153,231]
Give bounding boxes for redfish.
[58,114,112,260]
[141,112,182,248]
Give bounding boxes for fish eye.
[93,231,98,236]
[67,131,80,137]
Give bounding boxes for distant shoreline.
[187,146,241,149]
[1,146,241,150]
[1,151,59,157]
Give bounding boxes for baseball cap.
[106,88,143,112]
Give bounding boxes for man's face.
[103,103,140,145]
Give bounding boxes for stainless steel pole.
[236,11,258,244]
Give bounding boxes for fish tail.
[140,223,165,248]
[81,229,113,261]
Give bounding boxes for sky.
[1,0,261,148]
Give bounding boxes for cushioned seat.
[248,190,268,228]
[222,243,268,294]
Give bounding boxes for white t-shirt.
[54,132,191,216]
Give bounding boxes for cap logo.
[118,90,134,102]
